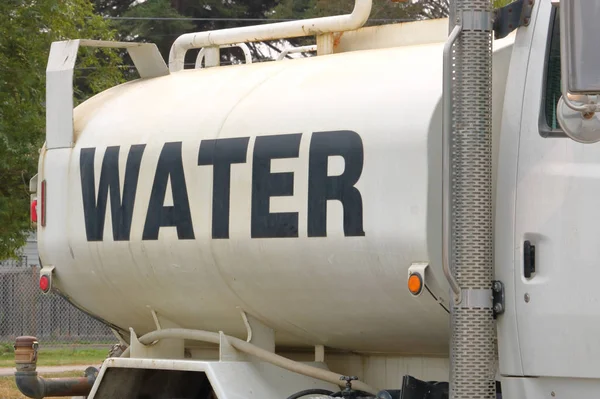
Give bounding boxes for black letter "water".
[80,145,146,241]
[142,142,195,240]
[251,134,302,238]
[198,137,250,239]
[308,130,365,237]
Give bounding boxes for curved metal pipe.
[277,45,318,61]
[134,328,378,395]
[195,43,253,68]
[442,23,463,303]
[15,368,97,399]
[14,336,97,399]
[169,0,372,71]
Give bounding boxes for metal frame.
[46,40,168,149]
[493,0,535,40]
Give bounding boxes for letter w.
[80,145,146,241]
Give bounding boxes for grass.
[0,348,108,368]
[494,0,516,7]
[0,371,83,399]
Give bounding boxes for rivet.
[524,293,530,303]
[493,303,504,314]
[551,392,556,397]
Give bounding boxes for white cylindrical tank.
[38,36,513,356]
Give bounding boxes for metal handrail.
[442,23,463,303]
[195,43,253,68]
[168,0,372,71]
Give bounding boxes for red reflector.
[41,180,46,227]
[31,199,38,223]
[39,275,50,292]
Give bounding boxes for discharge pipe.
[14,336,98,399]
[168,0,372,71]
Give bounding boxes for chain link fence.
[0,257,116,347]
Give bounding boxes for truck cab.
[496,1,600,396]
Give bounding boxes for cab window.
[540,7,564,137]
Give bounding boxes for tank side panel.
[37,40,504,353]
[208,45,447,353]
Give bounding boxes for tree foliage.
[270,0,442,23]
[0,0,123,258]
[113,0,194,61]
[96,0,282,66]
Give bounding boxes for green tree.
[95,0,194,62]
[0,0,123,258]
[269,0,516,26]
[115,0,194,61]
[267,0,439,51]
[96,0,282,66]
[93,0,135,16]
[171,0,282,63]
[270,0,441,24]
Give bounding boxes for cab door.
[513,1,600,378]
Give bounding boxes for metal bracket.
[240,310,275,353]
[29,174,38,193]
[317,33,334,55]
[455,289,493,310]
[39,266,55,294]
[492,281,505,318]
[315,345,325,363]
[407,263,449,313]
[129,328,185,360]
[407,263,428,298]
[460,10,493,31]
[493,0,535,39]
[219,331,248,361]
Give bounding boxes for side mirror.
[555,0,600,143]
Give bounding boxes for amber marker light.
[408,273,424,296]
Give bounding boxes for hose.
[130,328,378,394]
[286,388,334,399]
